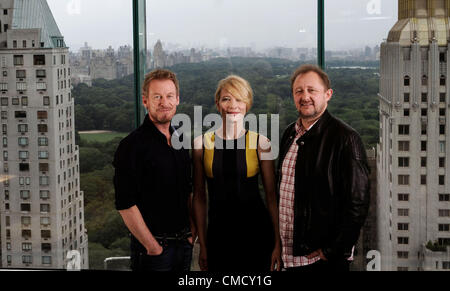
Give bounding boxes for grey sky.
[47,0,397,52]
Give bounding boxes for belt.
[154,227,192,241]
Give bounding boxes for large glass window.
[0,0,438,274]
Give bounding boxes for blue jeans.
[131,238,193,271]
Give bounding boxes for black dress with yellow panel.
[203,130,274,271]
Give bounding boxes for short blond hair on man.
[142,69,180,97]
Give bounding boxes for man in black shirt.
[113,69,195,271]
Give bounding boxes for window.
[20,190,30,200]
[40,243,52,255]
[19,176,30,185]
[22,243,32,251]
[398,237,409,244]
[397,251,409,259]
[40,203,50,213]
[13,55,24,66]
[20,203,31,212]
[440,75,446,86]
[439,224,450,232]
[404,93,410,103]
[398,175,410,186]
[440,125,445,135]
[1,97,8,105]
[40,190,50,199]
[38,137,48,146]
[421,141,427,151]
[422,75,428,86]
[18,137,28,146]
[1,111,7,120]
[18,151,29,159]
[12,40,17,48]
[404,76,410,86]
[16,70,26,78]
[16,82,27,91]
[440,108,446,116]
[38,124,48,133]
[36,82,47,91]
[21,96,28,106]
[33,55,45,65]
[441,93,447,102]
[439,157,445,168]
[421,123,427,135]
[39,176,49,186]
[36,69,46,78]
[21,216,31,226]
[439,209,450,217]
[0,83,7,91]
[11,98,19,105]
[399,125,409,135]
[403,108,409,117]
[19,163,29,171]
[22,230,31,239]
[439,175,445,185]
[398,209,409,216]
[421,157,427,167]
[36,111,48,120]
[41,230,51,239]
[43,96,50,106]
[22,255,32,264]
[42,256,52,265]
[2,137,7,147]
[421,175,427,185]
[38,151,49,159]
[443,262,450,270]
[398,223,409,231]
[421,108,427,117]
[421,93,427,103]
[440,141,446,153]
[438,238,450,246]
[398,157,409,167]
[15,111,26,118]
[39,163,49,172]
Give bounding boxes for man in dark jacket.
[277,64,370,271]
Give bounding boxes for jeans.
[131,238,193,271]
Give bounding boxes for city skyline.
[47,0,397,52]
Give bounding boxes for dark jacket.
[277,110,370,260]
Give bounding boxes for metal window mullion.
[132,0,147,128]
[318,0,325,69]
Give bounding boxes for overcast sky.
[47,0,398,52]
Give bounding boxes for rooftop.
[11,0,65,48]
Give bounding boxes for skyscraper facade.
[378,0,450,271]
[0,0,88,269]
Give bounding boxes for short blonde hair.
[214,75,253,111]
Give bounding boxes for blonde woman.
[193,75,281,271]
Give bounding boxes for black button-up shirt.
[113,114,192,247]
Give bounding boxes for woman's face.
[217,89,247,123]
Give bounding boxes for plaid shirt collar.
[294,118,319,137]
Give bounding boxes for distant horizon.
[47,0,397,53]
[68,41,381,54]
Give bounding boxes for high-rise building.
[0,0,88,269]
[153,40,166,68]
[378,0,450,271]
